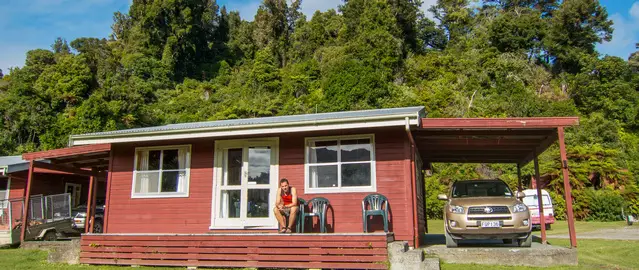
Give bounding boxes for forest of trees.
[1,0,638,220]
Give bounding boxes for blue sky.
[1,0,637,74]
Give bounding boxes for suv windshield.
[452,180,513,198]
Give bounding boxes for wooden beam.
[421,117,579,129]
[426,158,519,163]
[70,160,109,168]
[103,150,114,233]
[415,145,535,151]
[52,153,110,164]
[518,132,559,167]
[414,129,556,137]
[420,138,542,145]
[558,127,577,248]
[86,174,95,234]
[22,144,111,161]
[32,161,97,177]
[20,160,35,242]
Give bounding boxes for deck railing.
[81,232,391,269]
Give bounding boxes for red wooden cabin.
[17,106,580,269]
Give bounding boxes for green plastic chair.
[362,193,389,233]
[295,198,306,233]
[300,197,330,233]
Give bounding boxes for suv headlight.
[448,204,464,214]
[513,203,528,213]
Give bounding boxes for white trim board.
[70,117,420,146]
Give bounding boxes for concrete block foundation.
[422,242,577,267]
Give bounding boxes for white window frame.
[210,137,279,229]
[131,145,192,199]
[304,134,376,194]
[0,177,9,209]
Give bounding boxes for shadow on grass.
[421,233,543,248]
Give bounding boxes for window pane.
[310,165,338,188]
[226,148,242,186]
[161,171,182,192]
[221,190,241,218]
[309,141,338,163]
[135,171,160,193]
[248,147,270,185]
[342,163,371,187]
[247,189,270,218]
[341,139,371,162]
[162,149,179,170]
[148,150,161,170]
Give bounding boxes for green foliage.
[582,189,624,221]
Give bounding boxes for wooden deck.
[80,232,392,269]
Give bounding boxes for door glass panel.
[248,147,271,185]
[247,189,270,218]
[226,148,242,186]
[220,190,241,218]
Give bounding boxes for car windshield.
[452,181,513,198]
[523,195,552,206]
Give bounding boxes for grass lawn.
[426,219,639,270]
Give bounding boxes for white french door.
[212,138,279,228]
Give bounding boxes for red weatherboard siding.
[106,140,214,233]
[105,128,415,244]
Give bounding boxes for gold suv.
[438,179,532,247]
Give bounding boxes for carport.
[19,144,111,242]
[410,117,579,248]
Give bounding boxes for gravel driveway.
[547,226,639,240]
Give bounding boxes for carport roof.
[414,117,579,166]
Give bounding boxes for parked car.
[522,189,555,230]
[72,201,105,233]
[438,179,532,248]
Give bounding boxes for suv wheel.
[445,230,458,248]
[518,234,532,247]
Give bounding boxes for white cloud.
[597,1,639,59]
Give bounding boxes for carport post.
[533,153,547,244]
[85,174,95,233]
[558,127,577,248]
[516,164,522,191]
[20,160,35,242]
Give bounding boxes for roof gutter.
[70,113,421,146]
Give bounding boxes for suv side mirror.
[437,194,448,200]
[516,192,526,199]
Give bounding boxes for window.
[0,178,7,208]
[132,145,191,198]
[305,135,376,193]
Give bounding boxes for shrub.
[584,189,624,221]
[425,176,448,219]
[549,191,566,220]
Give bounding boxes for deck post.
[89,171,99,233]
[85,174,95,233]
[558,127,577,248]
[533,152,547,244]
[103,151,114,233]
[20,160,35,242]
